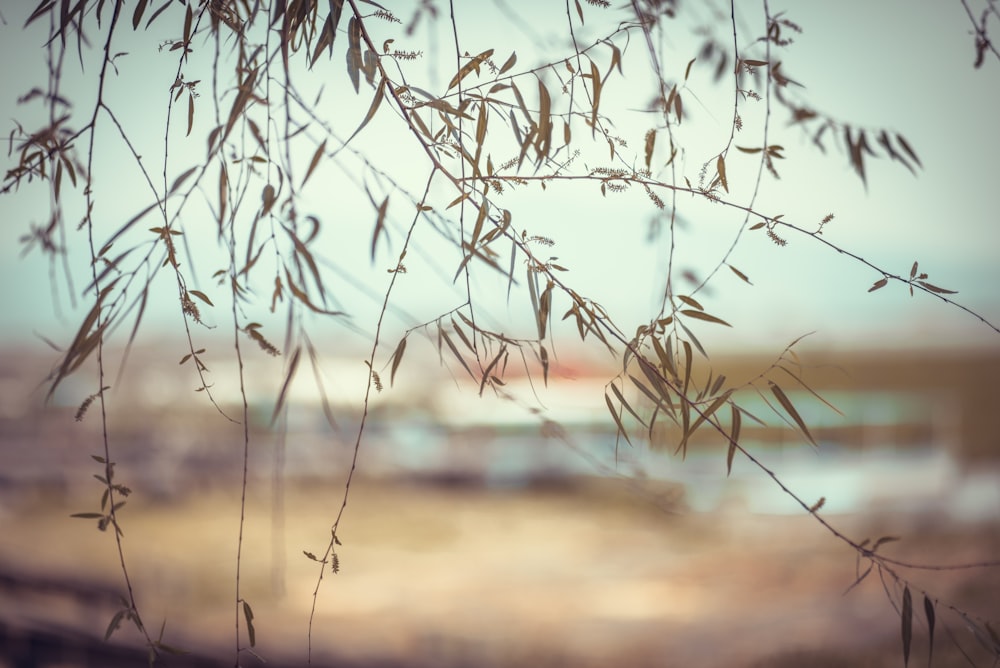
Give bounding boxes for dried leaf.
[868,277,888,293]
[448,49,494,91]
[901,586,912,667]
[439,329,475,380]
[132,0,148,30]
[188,290,213,306]
[895,133,922,168]
[684,57,697,80]
[344,76,386,146]
[370,195,389,262]
[498,51,517,75]
[169,166,198,195]
[605,392,632,445]
[346,16,362,93]
[871,535,901,553]
[302,139,327,188]
[727,264,752,284]
[681,309,731,327]
[678,295,703,311]
[683,390,732,450]
[915,280,957,295]
[389,336,406,386]
[535,79,552,161]
[242,600,256,647]
[609,381,646,427]
[726,404,741,476]
[716,155,728,192]
[311,0,345,68]
[271,347,300,424]
[924,595,935,664]
[769,381,816,446]
[478,345,507,395]
[644,129,656,170]
[588,57,602,136]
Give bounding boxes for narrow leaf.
[370,195,389,262]
[188,290,213,306]
[344,77,386,146]
[243,600,256,647]
[535,78,552,160]
[678,295,703,311]
[924,595,935,664]
[605,392,633,445]
[498,51,517,75]
[769,381,816,446]
[448,49,494,91]
[169,166,198,195]
[901,586,912,668]
[727,264,752,284]
[681,309,731,327]
[132,0,147,30]
[271,347,301,424]
[915,280,957,295]
[644,129,656,171]
[609,381,646,427]
[868,277,888,292]
[302,139,327,188]
[716,155,728,192]
[726,404,741,476]
[389,336,406,386]
[895,134,922,168]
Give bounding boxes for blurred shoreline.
[1,344,998,666]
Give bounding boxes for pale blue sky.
[0,1,997,356]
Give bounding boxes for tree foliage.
[3,0,999,665]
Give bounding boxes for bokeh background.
[1,1,998,666]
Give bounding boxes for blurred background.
[2,343,999,667]
[1,0,999,666]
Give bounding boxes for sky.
[0,0,998,360]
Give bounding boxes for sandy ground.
[1,474,998,667]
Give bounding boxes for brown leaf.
[681,309,731,327]
[344,76,386,146]
[389,336,407,386]
[302,139,327,188]
[271,347,300,424]
[901,586,912,667]
[915,280,957,295]
[605,392,632,445]
[498,51,517,75]
[716,155,728,192]
[769,381,816,446]
[868,277,888,292]
[448,49,494,91]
